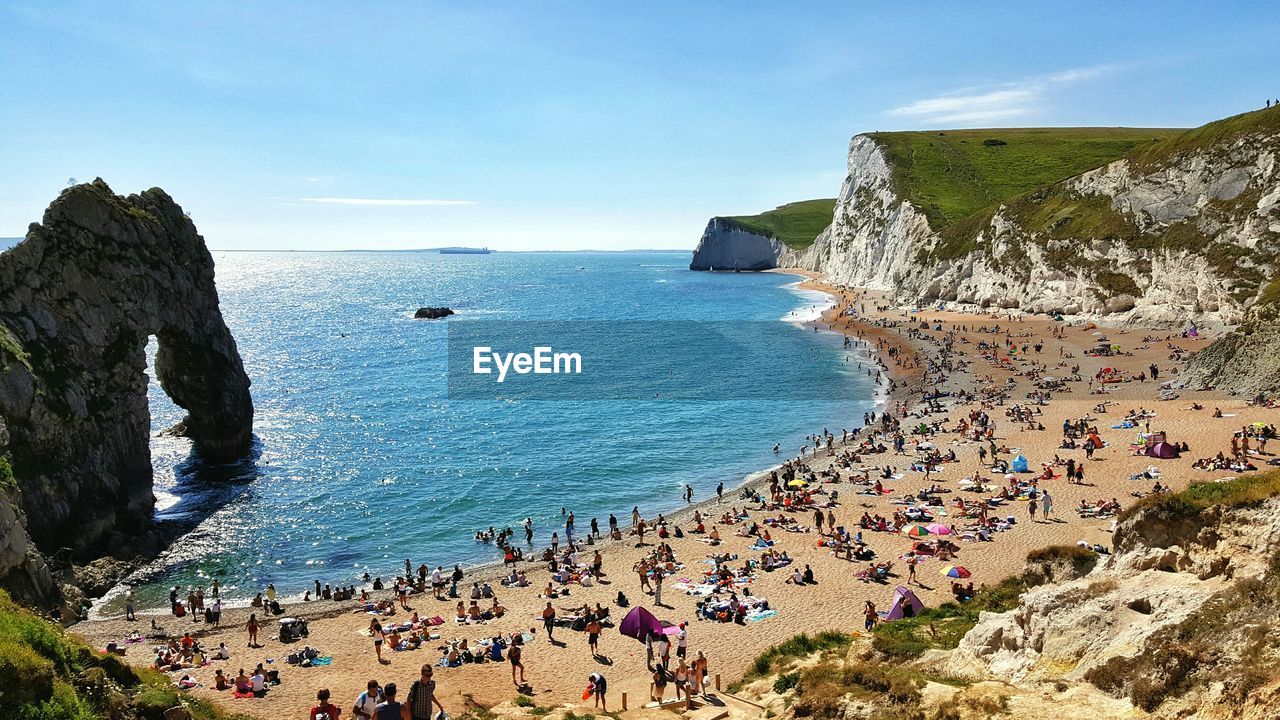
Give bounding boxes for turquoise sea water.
[116,251,877,610]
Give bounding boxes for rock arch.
[0,180,253,602]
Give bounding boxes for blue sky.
[1,2,1276,251]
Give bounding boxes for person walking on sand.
[509,636,526,685]
[125,588,136,621]
[246,613,260,647]
[906,554,918,585]
[632,506,641,528]
[864,601,877,631]
[1028,498,1037,521]
[716,481,724,502]
[406,664,442,720]
[1042,490,1054,521]
[654,569,665,607]
[684,484,693,503]
[542,601,557,640]
[586,615,602,657]
[370,619,388,664]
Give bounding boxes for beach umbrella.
[901,524,930,538]
[940,565,971,579]
[618,607,663,643]
[925,523,952,535]
[787,479,808,488]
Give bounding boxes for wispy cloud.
[300,197,478,207]
[887,65,1114,125]
[303,176,335,183]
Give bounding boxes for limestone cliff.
[0,180,253,607]
[689,218,788,271]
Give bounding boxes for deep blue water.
[115,251,877,609]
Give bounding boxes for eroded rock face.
[0,180,253,604]
[689,219,790,271]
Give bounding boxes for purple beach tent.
[619,606,665,642]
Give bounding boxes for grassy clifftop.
[869,127,1184,229]
[719,198,836,249]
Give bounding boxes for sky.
[1,2,1277,251]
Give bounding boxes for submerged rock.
[0,179,254,606]
[415,307,455,319]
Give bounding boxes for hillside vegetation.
[0,589,249,720]
[869,127,1184,229]
[720,199,836,249]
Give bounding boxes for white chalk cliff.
[696,113,1280,331]
[787,134,1278,327]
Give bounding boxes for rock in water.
[0,179,254,606]
[415,307,455,319]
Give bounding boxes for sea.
[102,251,879,612]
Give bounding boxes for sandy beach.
[71,273,1277,718]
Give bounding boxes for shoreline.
[88,269,888,619]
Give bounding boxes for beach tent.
[1011,454,1030,473]
[883,586,925,620]
[1146,442,1181,459]
[619,607,663,643]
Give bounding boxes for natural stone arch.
[0,180,253,598]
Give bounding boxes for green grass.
[1127,107,1280,173]
[871,577,1026,659]
[869,127,1183,230]
[732,630,853,689]
[719,199,836,249]
[1118,468,1280,523]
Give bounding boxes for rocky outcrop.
[689,219,789,271]
[936,491,1280,717]
[0,180,254,606]
[414,306,455,319]
[1182,298,1280,394]
[778,114,1280,328]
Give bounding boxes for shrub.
[773,672,800,694]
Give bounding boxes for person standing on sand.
[1042,490,1054,521]
[716,481,724,502]
[654,569,665,607]
[372,682,402,720]
[510,636,526,685]
[1028,498,1037,521]
[694,651,710,696]
[353,680,381,720]
[125,588,136,621]
[406,664,442,720]
[864,601,877,631]
[588,672,608,711]
[246,613,259,647]
[632,506,641,527]
[586,615,602,657]
[906,554,918,585]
